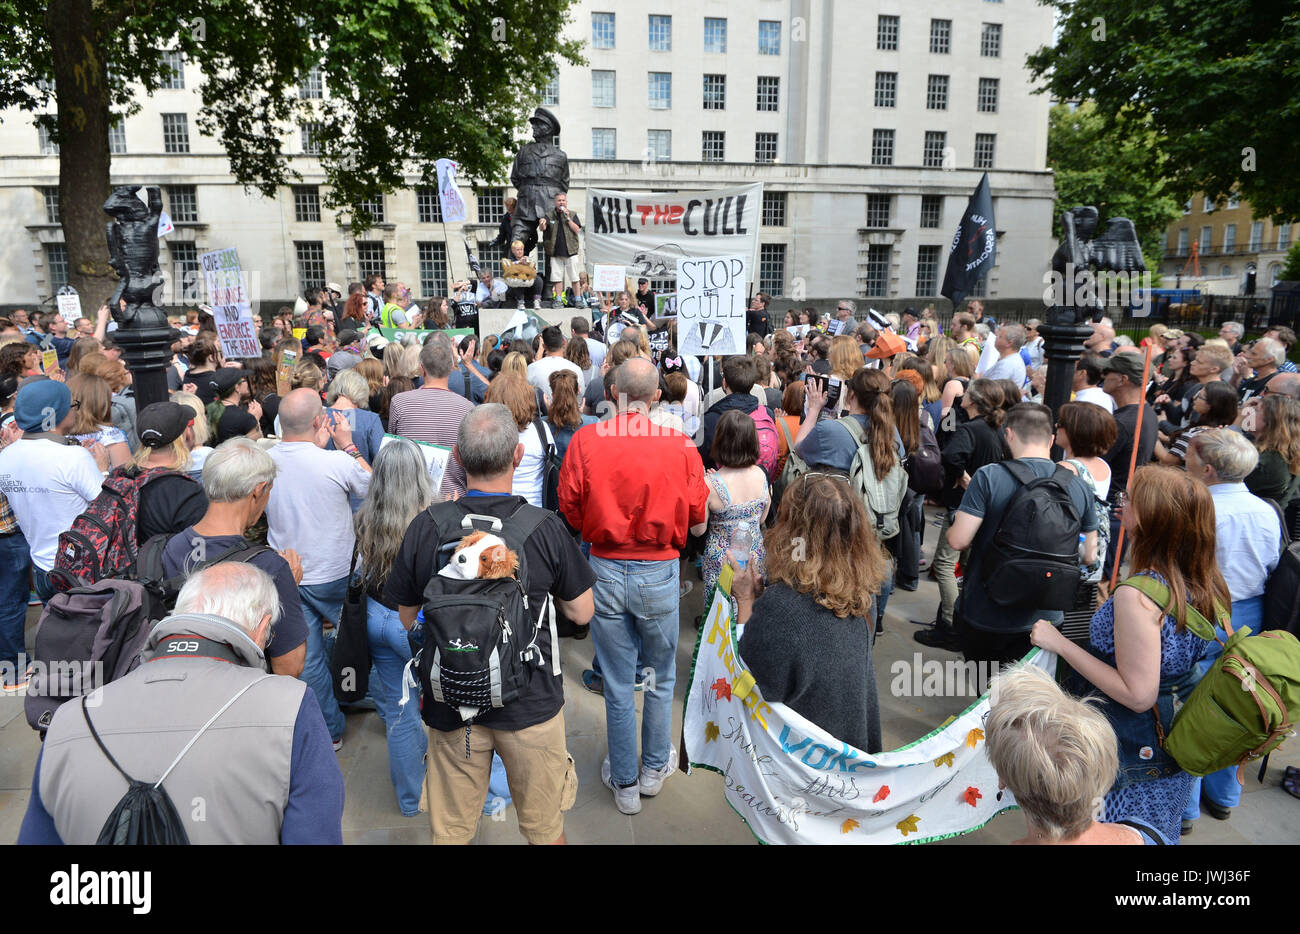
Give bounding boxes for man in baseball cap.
[137,401,194,449]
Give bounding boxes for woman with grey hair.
[987,663,1155,844]
[325,368,384,469]
[354,438,434,816]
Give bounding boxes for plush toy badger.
[437,531,519,580]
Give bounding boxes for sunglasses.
[799,471,851,488]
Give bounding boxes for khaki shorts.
[549,255,581,286]
[423,711,577,845]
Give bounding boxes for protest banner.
[592,264,626,293]
[381,434,450,490]
[585,183,761,280]
[377,327,474,343]
[435,158,468,223]
[201,247,260,359]
[682,575,1053,844]
[675,255,746,356]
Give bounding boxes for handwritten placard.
[675,255,746,356]
[201,247,259,359]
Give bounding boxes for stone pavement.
[2,513,1297,845]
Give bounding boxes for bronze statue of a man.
[510,107,567,254]
[104,184,168,330]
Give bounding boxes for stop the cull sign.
[201,247,260,359]
[677,255,747,356]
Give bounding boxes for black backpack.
[979,460,1084,612]
[414,500,551,737]
[533,417,563,512]
[1263,500,1300,635]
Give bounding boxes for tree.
[0,1,584,301]
[1026,0,1300,223]
[1280,242,1300,283]
[1045,102,1180,274]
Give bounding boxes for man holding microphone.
[538,193,583,308]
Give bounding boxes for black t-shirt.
[258,392,281,437]
[385,493,596,731]
[635,288,654,313]
[747,307,772,338]
[137,473,208,545]
[583,371,609,416]
[1105,403,1158,504]
[188,369,219,406]
[550,210,573,258]
[1239,371,1278,404]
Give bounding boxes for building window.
[756,75,779,112]
[169,242,199,303]
[1227,192,1241,209]
[981,22,1002,57]
[46,244,69,291]
[1279,223,1292,250]
[703,74,726,110]
[702,130,725,162]
[648,14,671,51]
[877,15,899,51]
[591,128,616,160]
[41,186,59,224]
[758,20,781,55]
[759,243,786,295]
[476,187,505,223]
[923,131,947,168]
[167,185,198,223]
[161,113,189,153]
[1183,199,1192,214]
[978,77,999,113]
[1203,196,1215,213]
[295,241,326,293]
[478,240,504,270]
[871,128,895,166]
[916,245,941,295]
[920,195,943,229]
[38,123,58,155]
[1249,221,1263,252]
[865,195,891,229]
[592,70,616,107]
[161,50,184,89]
[1199,226,1212,254]
[592,12,615,49]
[864,244,890,296]
[969,275,988,298]
[647,129,671,161]
[930,19,951,54]
[108,117,126,154]
[355,241,386,281]
[704,17,727,53]
[1177,229,1189,255]
[418,242,449,296]
[416,187,442,223]
[299,64,323,99]
[761,192,786,227]
[358,195,385,224]
[648,72,671,109]
[874,72,897,108]
[542,75,559,106]
[293,186,321,223]
[755,133,778,163]
[300,122,323,155]
[1223,224,1236,253]
[926,74,949,110]
[974,133,996,169]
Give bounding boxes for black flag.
[940,173,996,306]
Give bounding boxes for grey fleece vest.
[39,613,308,845]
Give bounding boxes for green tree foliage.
[1027,1,1300,223]
[0,0,583,299]
[1280,242,1300,283]
[1046,102,1180,274]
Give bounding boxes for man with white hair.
[1231,336,1286,403]
[825,299,856,337]
[982,323,1028,386]
[266,389,371,750]
[1218,320,1245,355]
[19,562,344,844]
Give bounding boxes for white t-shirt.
[527,355,586,396]
[983,352,1027,387]
[513,420,554,508]
[0,437,103,571]
[266,441,371,585]
[1074,385,1116,413]
[584,337,607,370]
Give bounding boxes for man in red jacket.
[558,357,708,815]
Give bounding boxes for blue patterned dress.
[1089,579,1212,844]
[701,470,768,599]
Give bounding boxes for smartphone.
[826,376,843,411]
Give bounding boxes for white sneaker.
[638,747,678,797]
[601,757,642,814]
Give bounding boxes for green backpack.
[771,417,807,512]
[1124,575,1300,777]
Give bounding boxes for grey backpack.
[837,417,908,541]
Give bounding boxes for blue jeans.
[32,566,54,605]
[0,533,32,668]
[589,556,679,788]
[299,576,349,742]
[875,556,895,631]
[1182,595,1262,819]
[366,597,427,816]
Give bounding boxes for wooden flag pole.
[1107,341,1156,589]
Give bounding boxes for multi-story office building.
[1159,194,1291,292]
[1,1,1056,308]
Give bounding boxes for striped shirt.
[386,387,474,497]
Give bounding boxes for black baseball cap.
[138,402,194,448]
[210,367,247,399]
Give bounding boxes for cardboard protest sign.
[56,286,82,321]
[592,265,626,292]
[683,578,1052,844]
[675,255,746,356]
[201,248,260,359]
[381,434,450,490]
[655,292,677,317]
